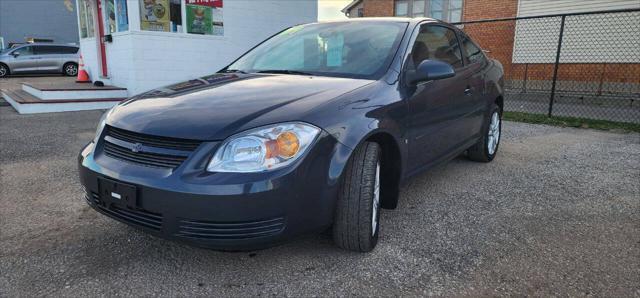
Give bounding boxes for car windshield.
[226,21,408,80]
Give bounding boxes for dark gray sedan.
[0,43,79,77]
[79,18,504,252]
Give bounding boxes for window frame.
[394,0,464,22]
[456,30,487,66]
[402,21,466,74]
[78,0,96,39]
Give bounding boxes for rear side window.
[34,46,56,54]
[34,46,79,55]
[410,25,463,69]
[59,46,79,54]
[460,34,484,64]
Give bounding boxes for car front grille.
[87,191,163,231]
[176,217,285,240]
[102,125,202,169]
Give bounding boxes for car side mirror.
[409,60,455,84]
[11,52,20,57]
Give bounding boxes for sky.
[318,0,352,20]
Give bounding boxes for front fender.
[305,80,409,188]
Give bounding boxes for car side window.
[35,46,56,55]
[12,46,34,56]
[409,25,463,69]
[61,46,79,54]
[459,33,485,64]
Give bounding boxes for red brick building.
[342,0,640,94]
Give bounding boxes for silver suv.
[0,43,79,77]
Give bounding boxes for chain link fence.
[453,9,640,124]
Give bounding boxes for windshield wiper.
[256,69,314,76]
[220,69,248,74]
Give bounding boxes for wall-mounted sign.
[186,0,223,8]
[140,0,170,32]
[186,4,213,35]
[186,0,223,36]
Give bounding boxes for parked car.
[0,43,79,77]
[78,18,504,252]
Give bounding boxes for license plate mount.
[98,177,137,209]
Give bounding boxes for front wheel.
[0,64,9,77]
[63,63,78,76]
[332,142,381,252]
[468,104,501,162]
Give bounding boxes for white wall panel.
[513,0,640,63]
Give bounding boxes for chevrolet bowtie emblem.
[132,143,143,153]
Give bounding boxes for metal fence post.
[548,15,566,117]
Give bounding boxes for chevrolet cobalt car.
[79,18,504,252]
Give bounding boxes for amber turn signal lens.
[276,131,300,158]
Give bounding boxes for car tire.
[63,63,78,77]
[468,104,501,162]
[0,63,9,77]
[332,141,381,252]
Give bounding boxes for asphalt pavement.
[1,106,638,296]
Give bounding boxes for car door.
[404,24,470,172]
[34,46,63,72]
[457,31,489,139]
[8,46,39,73]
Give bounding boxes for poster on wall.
[140,0,170,32]
[116,0,128,31]
[185,0,223,36]
[186,5,213,35]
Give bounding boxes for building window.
[395,0,409,17]
[105,0,116,34]
[78,0,96,38]
[140,0,224,35]
[395,0,463,22]
[115,0,129,32]
[104,0,128,33]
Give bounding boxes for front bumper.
[78,132,351,250]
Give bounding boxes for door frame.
[94,0,109,78]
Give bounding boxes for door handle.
[464,87,473,96]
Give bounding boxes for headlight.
[93,107,114,143]
[207,122,321,173]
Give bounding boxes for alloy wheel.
[66,64,78,76]
[487,111,500,155]
[371,161,380,235]
[0,65,7,77]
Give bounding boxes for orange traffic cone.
[76,54,91,83]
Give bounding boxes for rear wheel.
[468,104,501,162]
[0,63,9,77]
[332,142,381,252]
[63,63,78,76]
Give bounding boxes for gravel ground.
[1,106,638,297]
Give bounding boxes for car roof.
[316,17,441,24]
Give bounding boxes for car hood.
[107,73,373,140]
